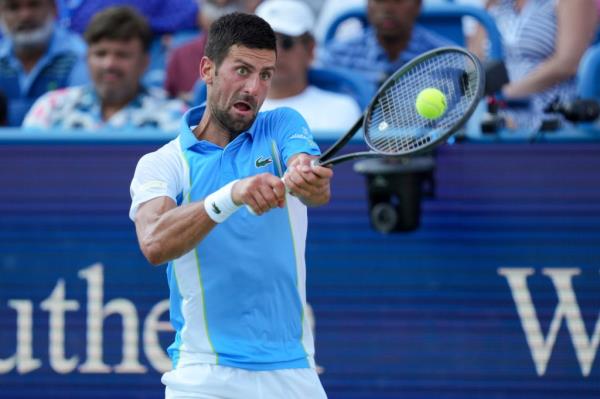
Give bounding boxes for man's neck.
[15,47,46,73]
[193,108,233,148]
[377,33,411,61]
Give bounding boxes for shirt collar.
[180,104,206,150]
[179,104,256,150]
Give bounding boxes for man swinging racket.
[129,12,332,399]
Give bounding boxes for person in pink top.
[164,0,261,102]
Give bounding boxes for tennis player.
[129,12,332,399]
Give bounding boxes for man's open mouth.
[233,101,252,112]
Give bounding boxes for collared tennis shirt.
[130,105,321,371]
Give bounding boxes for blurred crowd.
[0,0,598,134]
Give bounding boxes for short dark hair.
[84,6,152,52]
[205,12,276,68]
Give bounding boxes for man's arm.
[284,153,333,207]
[134,173,286,266]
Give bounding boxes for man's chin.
[228,113,256,135]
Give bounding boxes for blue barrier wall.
[0,139,599,398]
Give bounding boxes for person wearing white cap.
[257,0,362,136]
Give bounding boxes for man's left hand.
[284,154,333,206]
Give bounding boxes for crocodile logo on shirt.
[211,202,221,214]
[255,156,273,168]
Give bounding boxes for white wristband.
[204,180,241,223]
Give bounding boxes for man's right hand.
[232,173,286,215]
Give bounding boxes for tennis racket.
[314,46,484,167]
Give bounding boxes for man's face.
[203,45,276,135]
[0,0,56,48]
[367,0,421,39]
[272,33,312,88]
[87,38,149,105]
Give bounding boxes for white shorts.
[162,364,327,399]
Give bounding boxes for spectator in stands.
[317,0,451,93]
[472,0,597,129]
[23,6,187,132]
[0,0,88,126]
[256,0,362,133]
[165,0,261,101]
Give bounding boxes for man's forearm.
[137,201,216,265]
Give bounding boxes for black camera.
[354,157,435,233]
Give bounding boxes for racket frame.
[315,46,485,167]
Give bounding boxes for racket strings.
[366,51,480,155]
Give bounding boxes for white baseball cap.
[255,0,315,37]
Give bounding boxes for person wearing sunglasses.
[256,0,361,135]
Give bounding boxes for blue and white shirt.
[489,0,575,129]
[129,105,321,371]
[0,25,88,126]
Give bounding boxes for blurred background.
[1,0,599,398]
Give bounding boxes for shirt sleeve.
[271,107,321,167]
[22,92,53,128]
[129,141,183,221]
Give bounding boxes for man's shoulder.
[139,138,182,168]
[51,26,87,57]
[258,106,302,120]
[254,106,308,137]
[35,85,87,108]
[324,31,371,55]
[411,24,455,48]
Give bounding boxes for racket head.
[363,47,484,156]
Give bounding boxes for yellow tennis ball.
[415,88,447,119]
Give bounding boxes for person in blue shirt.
[23,6,186,132]
[130,12,332,399]
[318,0,451,94]
[0,0,88,126]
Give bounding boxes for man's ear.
[199,56,215,85]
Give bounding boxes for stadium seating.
[323,3,504,61]
[577,43,600,100]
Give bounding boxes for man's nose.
[242,75,261,96]
[100,54,120,69]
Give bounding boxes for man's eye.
[260,71,272,81]
[237,67,248,76]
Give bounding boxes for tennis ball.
[415,88,447,119]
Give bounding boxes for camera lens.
[370,202,398,234]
